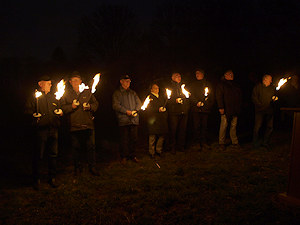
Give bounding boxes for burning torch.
[53,79,65,115]
[161,88,172,111]
[73,83,89,106]
[132,95,152,117]
[33,89,42,118]
[272,77,291,101]
[83,73,101,110]
[177,84,190,104]
[197,87,209,107]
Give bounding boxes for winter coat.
[252,83,276,113]
[215,79,242,117]
[25,91,61,128]
[112,86,142,126]
[166,81,190,115]
[61,88,98,131]
[146,93,168,135]
[189,79,214,113]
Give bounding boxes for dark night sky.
[1,0,157,60]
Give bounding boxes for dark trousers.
[70,129,96,170]
[169,113,188,151]
[33,128,58,180]
[192,112,209,144]
[253,112,274,147]
[119,125,138,159]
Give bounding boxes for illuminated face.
[151,84,159,95]
[195,71,204,80]
[120,79,131,90]
[38,80,52,93]
[69,77,82,92]
[263,75,272,87]
[224,71,234,80]
[172,73,181,83]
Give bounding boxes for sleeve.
[89,94,99,112]
[61,94,74,115]
[215,83,224,109]
[112,90,127,114]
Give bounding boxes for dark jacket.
[189,79,214,113]
[112,86,142,126]
[25,91,61,128]
[216,79,242,117]
[252,83,276,113]
[166,81,190,115]
[146,93,168,135]
[61,88,99,131]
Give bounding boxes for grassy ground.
[1,132,300,224]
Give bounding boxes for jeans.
[219,115,238,145]
[119,125,138,159]
[149,134,165,155]
[70,129,96,170]
[168,113,188,151]
[253,112,274,147]
[192,112,209,144]
[33,128,58,180]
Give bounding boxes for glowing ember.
[54,79,65,100]
[276,77,291,91]
[35,89,42,98]
[141,95,152,110]
[79,83,89,93]
[91,73,101,94]
[166,88,172,99]
[204,87,209,97]
[181,84,190,98]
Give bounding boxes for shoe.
[132,157,139,163]
[219,144,226,151]
[48,178,59,188]
[89,167,100,176]
[231,144,241,150]
[33,179,40,191]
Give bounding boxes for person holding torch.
[61,71,99,176]
[25,75,63,190]
[252,74,276,150]
[190,69,214,151]
[112,74,142,164]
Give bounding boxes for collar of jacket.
[120,86,131,92]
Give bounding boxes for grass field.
[1,131,300,224]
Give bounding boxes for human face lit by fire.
[38,80,52,94]
[69,77,82,92]
[195,71,204,80]
[263,75,272,87]
[120,79,131,90]
[172,73,181,83]
[224,70,234,80]
[151,84,159,95]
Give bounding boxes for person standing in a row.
[167,73,190,153]
[190,69,214,151]
[146,83,168,158]
[61,72,99,176]
[216,70,242,151]
[26,76,63,190]
[112,75,142,163]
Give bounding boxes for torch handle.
[36,98,39,114]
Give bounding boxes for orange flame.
[204,87,209,97]
[181,84,190,98]
[166,88,172,99]
[54,79,65,100]
[276,77,291,91]
[79,83,89,93]
[35,89,42,98]
[141,95,152,110]
[91,73,101,93]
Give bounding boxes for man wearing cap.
[112,75,142,163]
[25,76,63,190]
[61,72,99,176]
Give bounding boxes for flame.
[204,87,209,97]
[35,89,42,98]
[54,79,65,100]
[276,77,291,91]
[141,95,152,110]
[181,84,190,98]
[79,83,89,93]
[166,88,172,99]
[91,73,101,93]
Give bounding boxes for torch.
[54,79,65,115]
[83,73,101,109]
[73,82,89,106]
[272,77,291,101]
[33,89,42,118]
[162,88,172,108]
[132,95,152,117]
[198,87,209,107]
[178,84,190,104]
